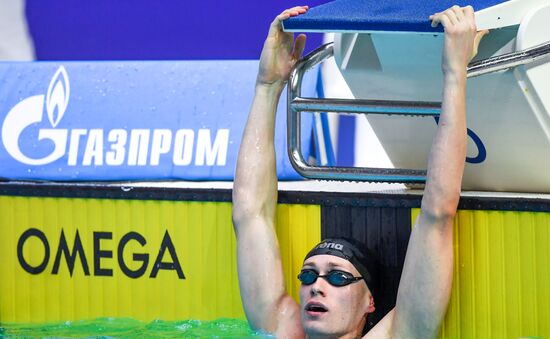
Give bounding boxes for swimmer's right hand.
[430,5,489,77]
[256,6,308,88]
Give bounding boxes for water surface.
[0,317,273,338]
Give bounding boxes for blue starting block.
[283,0,550,193]
[284,0,508,33]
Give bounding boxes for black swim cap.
[304,238,378,297]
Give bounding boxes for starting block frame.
[287,39,550,183]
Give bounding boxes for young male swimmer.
[232,5,487,338]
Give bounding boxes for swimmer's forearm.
[421,71,467,221]
[233,83,283,226]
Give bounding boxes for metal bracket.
[287,40,550,183]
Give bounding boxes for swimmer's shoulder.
[271,299,306,339]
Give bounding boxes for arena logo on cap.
[317,242,343,250]
[1,66,229,167]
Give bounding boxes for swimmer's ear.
[293,34,307,62]
[472,29,489,59]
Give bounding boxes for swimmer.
[232,5,488,338]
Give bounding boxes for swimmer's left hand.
[257,6,308,88]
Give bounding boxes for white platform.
[327,0,550,193]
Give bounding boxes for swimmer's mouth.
[305,302,328,313]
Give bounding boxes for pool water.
[0,317,273,338]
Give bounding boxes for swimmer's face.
[299,254,375,337]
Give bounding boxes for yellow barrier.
[0,196,320,323]
[7,191,548,338]
[413,209,550,339]
[276,203,322,302]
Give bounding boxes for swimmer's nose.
[310,283,326,297]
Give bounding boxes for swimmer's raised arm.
[386,6,488,339]
[232,6,307,338]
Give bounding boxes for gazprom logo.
[1,66,229,167]
[2,67,69,165]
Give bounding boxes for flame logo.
[46,66,70,128]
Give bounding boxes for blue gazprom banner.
[0,62,316,181]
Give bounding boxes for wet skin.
[300,255,374,338]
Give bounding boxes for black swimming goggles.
[297,269,363,287]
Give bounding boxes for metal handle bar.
[468,40,550,77]
[287,40,550,183]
